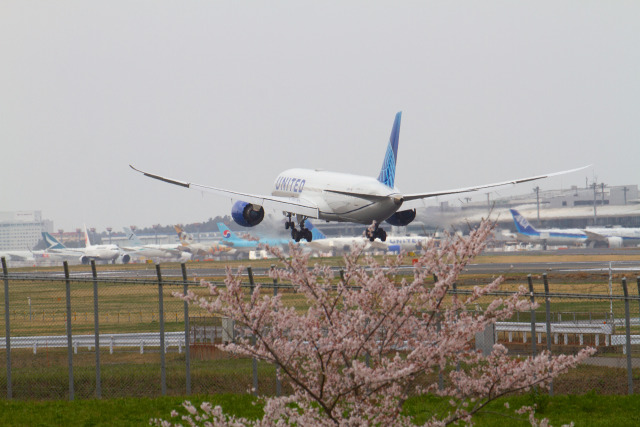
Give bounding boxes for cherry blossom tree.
[153,219,593,426]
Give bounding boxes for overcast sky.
[2,1,639,233]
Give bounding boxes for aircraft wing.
[401,165,590,210]
[130,165,320,218]
[582,230,608,243]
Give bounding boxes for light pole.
[533,186,541,226]
[106,227,112,244]
[153,224,160,245]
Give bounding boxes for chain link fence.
[1,257,639,400]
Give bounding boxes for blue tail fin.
[510,209,538,235]
[42,232,66,249]
[217,222,238,241]
[306,221,326,240]
[377,111,402,188]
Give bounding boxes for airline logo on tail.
[217,223,237,240]
[174,225,193,244]
[42,232,66,250]
[510,209,538,235]
[377,111,401,188]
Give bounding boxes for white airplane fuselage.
[272,168,402,224]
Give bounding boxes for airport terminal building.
[422,183,640,232]
[0,211,53,251]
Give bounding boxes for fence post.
[181,263,191,395]
[528,275,537,357]
[156,264,166,396]
[543,273,553,396]
[636,276,640,322]
[272,265,281,397]
[622,277,633,395]
[91,261,101,399]
[64,261,74,400]
[2,257,12,399]
[248,267,258,396]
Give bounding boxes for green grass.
[404,392,640,426]
[1,392,640,426]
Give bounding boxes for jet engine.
[80,256,90,265]
[385,209,416,227]
[121,253,131,264]
[232,200,265,227]
[607,236,623,248]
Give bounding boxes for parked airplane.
[385,234,433,253]
[302,221,386,254]
[120,227,192,262]
[511,209,640,248]
[0,250,40,264]
[510,209,588,247]
[216,223,290,250]
[43,226,127,264]
[131,112,587,243]
[174,225,236,258]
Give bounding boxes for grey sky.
[2,1,639,233]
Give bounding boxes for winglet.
[377,112,402,188]
[130,165,191,188]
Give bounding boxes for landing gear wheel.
[303,228,313,242]
[376,228,387,242]
[291,228,301,242]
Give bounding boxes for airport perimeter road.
[26,261,640,280]
[464,260,640,274]
[13,248,640,278]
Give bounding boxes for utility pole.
[623,186,629,205]
[534,186,541,226]
[591,181,598,226]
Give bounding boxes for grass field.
[1,392,640,426]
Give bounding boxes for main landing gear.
[365,221,387,242]
[285,213,313,243]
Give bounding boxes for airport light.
[106,227,112,244]
[58,229,64,242]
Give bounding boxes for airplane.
[0,250,41,264]
[120,227,192,262]
[43,226,127,264]
[174,225,237,258]
[384,234,433,254]
[582,227,640,248]
[510,209,588,247]
[511,209,640,248]
[302,221,386,254]
[131,112,588,243]
[216,222,291,250]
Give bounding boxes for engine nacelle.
[232,201,265,227]
[80,255,90,265]
[385,209,416,227]
[607,236,623,248]
[121,253,131,264]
